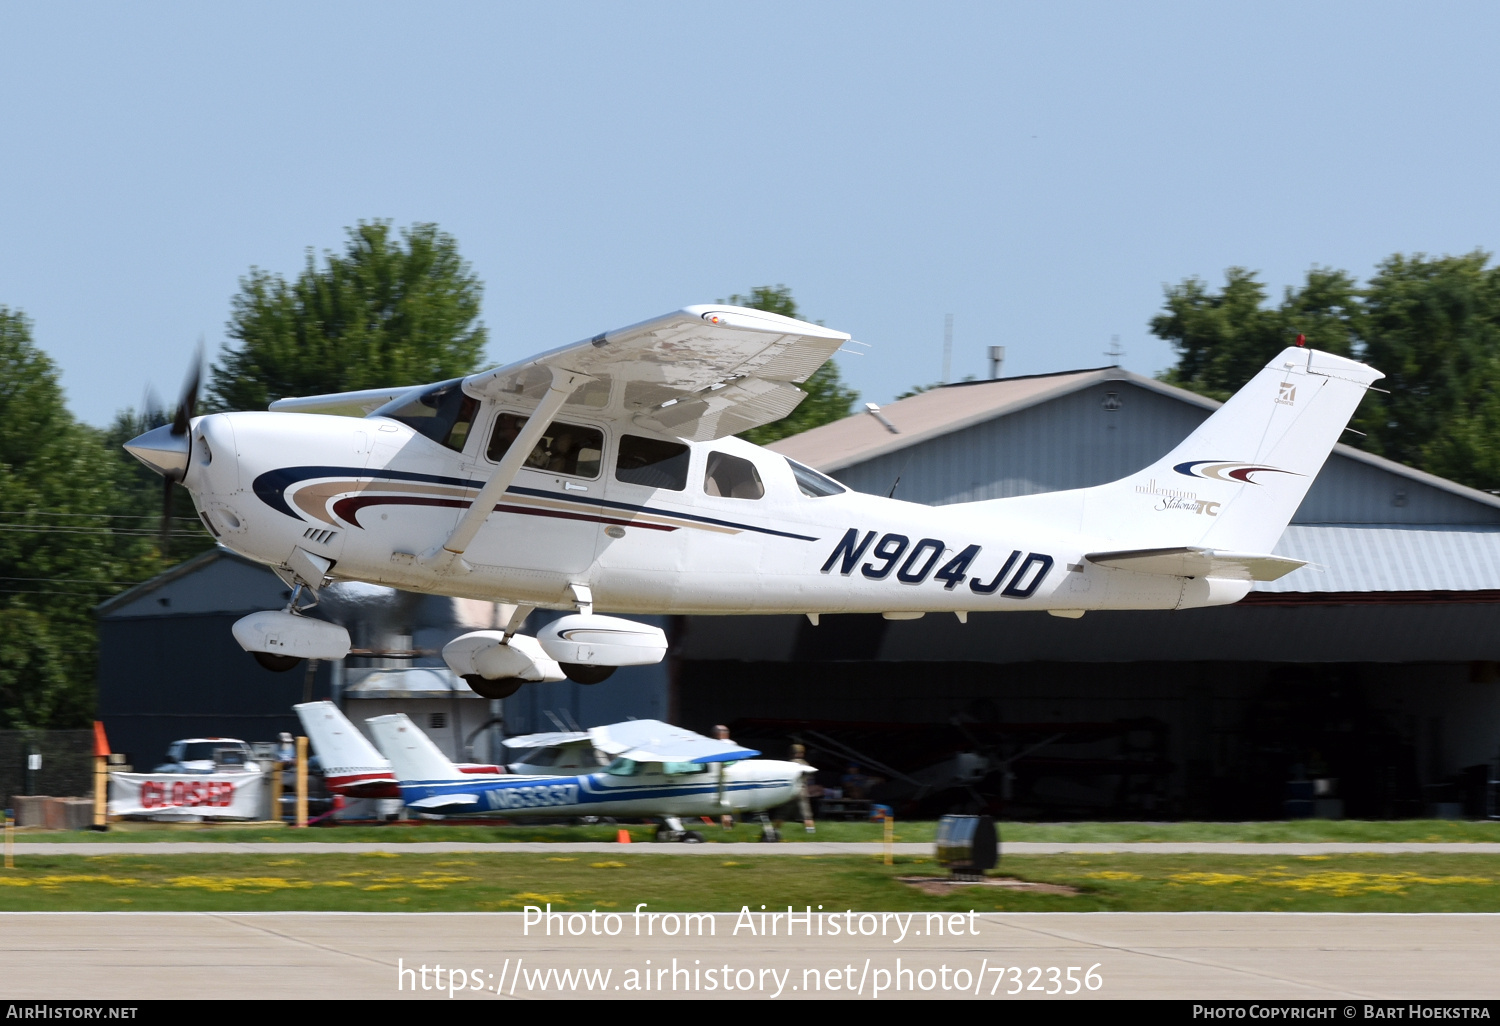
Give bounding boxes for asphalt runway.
[3,911,1496,1000]
[13,841,1500,855]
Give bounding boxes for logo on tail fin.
[1173,461,1301,485]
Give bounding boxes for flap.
[1086,546,1307,582]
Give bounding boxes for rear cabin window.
[615,435,690,491]
[704,451,764,499]
[373,380,479,453]
[487,414,603,478]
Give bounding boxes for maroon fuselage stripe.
[329,494,678,532]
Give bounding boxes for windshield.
[371,380,479,452]
[786,458,845,496]
[180,742,238,762]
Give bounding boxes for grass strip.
[2,851,1499,913]
[15,819,1500,844]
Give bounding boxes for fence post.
[295,736,308,829]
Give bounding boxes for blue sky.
[3,1,1499,426]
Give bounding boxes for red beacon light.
[1295,334,1306,347]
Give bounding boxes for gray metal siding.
[833,380,1500,525]
[834,382,1206,504]
[1293,455,1500,524]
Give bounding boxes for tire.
[680,831,704,844]
[462,674,525,699]
[252,651,302,673]
[654,828,675,843]
[560,663,616,685]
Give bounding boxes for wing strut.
[427,367,593,564]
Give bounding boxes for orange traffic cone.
[616,828,631,844]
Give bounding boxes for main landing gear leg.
[653,817,703,843]
[757,812,780,843]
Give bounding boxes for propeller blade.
[170,340,204,437]
[160,478,176,549]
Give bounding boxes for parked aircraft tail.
[1086,346,1382,556]
[293,701,391,782]
[366,713,463,783]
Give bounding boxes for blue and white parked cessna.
[367,712,808,842]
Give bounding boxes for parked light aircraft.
[367,712,805,841]
[123,306,1382,694]
[292,700,509,798]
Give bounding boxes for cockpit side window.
[663,761,706,775]
[371,380,479,453]
[615,435,690,491]
[786,458,845,497]
[604,757,641,777]
[487,414,603,478]
[703,452,764,499]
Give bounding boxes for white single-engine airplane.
[367,712,804,841]
[124,305,1381,694]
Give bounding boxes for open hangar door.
[675,636,1500,820]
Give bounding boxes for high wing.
[1085,547,1307,582]
[589,719,761,764]
[462,305,850,442]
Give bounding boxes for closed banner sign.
[109,772,267,819]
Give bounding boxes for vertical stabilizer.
[294,701,389,779]
[1088,347,1382,553]
[366,713,463,783]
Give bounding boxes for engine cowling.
[536,614,668,668]
[441,631,565,685]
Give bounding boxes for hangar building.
[674,365,1500,819]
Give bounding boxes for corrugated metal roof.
[1264,525,1500,593]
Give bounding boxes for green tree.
[725,285,860,445]
[1357,252,1500,476]
[208,221,488,411]
[0,308,167,727]
[1152,267,1361,402]
[1152,253,1500,491]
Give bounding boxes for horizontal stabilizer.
[407,794,479,809]
[1086,546,1306,582]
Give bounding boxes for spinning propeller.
[122,343,203,549]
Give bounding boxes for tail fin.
[294,701,389,777]
[366,713,462,783]
[1089,347,1382,553]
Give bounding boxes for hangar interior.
[669,365,1500,819]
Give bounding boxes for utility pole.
[942,314,953,384]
